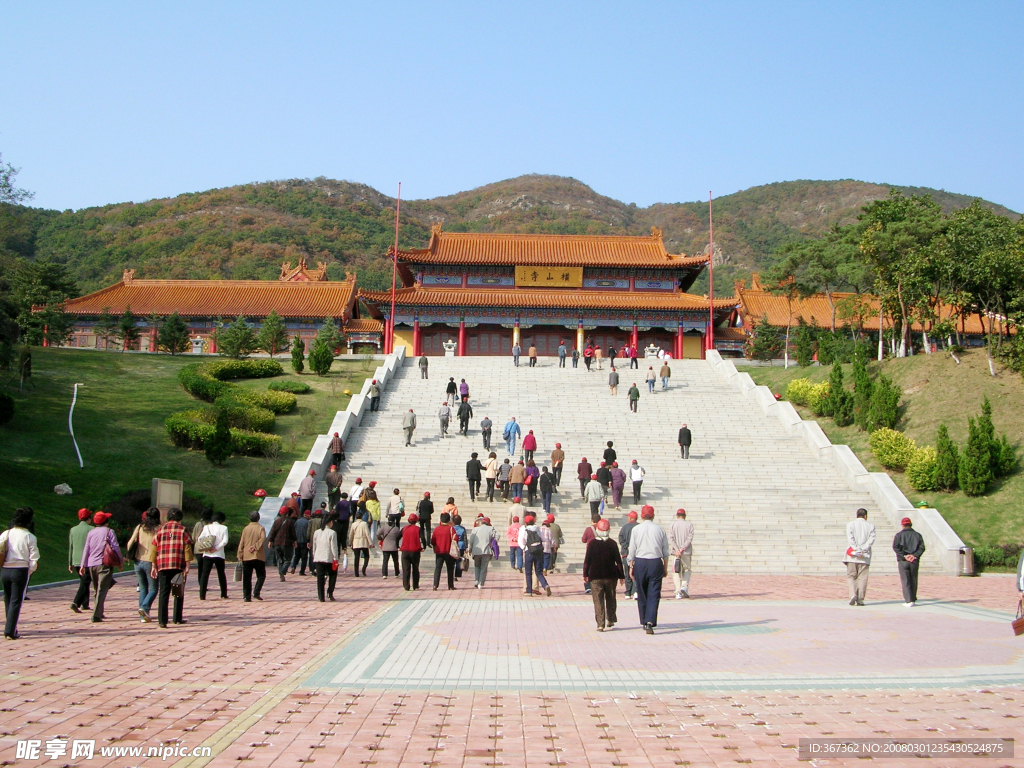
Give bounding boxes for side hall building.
[358,224,740,357]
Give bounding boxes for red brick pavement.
[0,569,1019,768]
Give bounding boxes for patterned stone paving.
[0,571,1020,768]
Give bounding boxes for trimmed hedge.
[178,360,296,413]
[268,380,312,394]
[807,382,830,416]
[907,447,938,491]
[165,411,281,456]
[869,428,918,470]
[211,397,275,433]
[228,387,297,414]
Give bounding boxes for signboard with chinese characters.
[514,266,583,288]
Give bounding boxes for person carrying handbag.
[126,509,160,621]
[1,507,40,640]
[430,513,458,590]
[77,511,121,623]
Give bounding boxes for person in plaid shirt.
[148,507,194,628]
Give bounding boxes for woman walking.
[236,511,267,601]
[197,511,230,600]
[1,508,39,640]
[312,515,339,601]
[126,509,160,621]
[430,513,458,590]
[583,519,624,631]
[79,511,121,623]
[524,460,540,507]
[348,514,371,576]
[484,452,498,502]
[469,517,497,588]
[378,513,402,579]
[399,514,423,591]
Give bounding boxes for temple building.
[58,259,379,353]
[357,225,740,357]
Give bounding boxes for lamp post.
[388,182,401,354]
[707,190,714,353]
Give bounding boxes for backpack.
[525,527,543,558]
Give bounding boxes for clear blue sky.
[2,2,1022,212]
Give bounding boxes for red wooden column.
[631,321,638,351]
[458,319,466,356]
[699,331,706,360]
[383,318,392,354]
[150,326,158,352]
[676,320,684,359]
[42,326,49,347]
[412,318,421,356]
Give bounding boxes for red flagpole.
[707,191,714,352]
[388,182,401,354]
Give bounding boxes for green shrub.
[202,359,283,380]
[833,389,855,427]
[784,378,815,406]
[178,360,295,411]
[993,433,1018,478]
[852,349,873,430]
[268,380,311,394]
[958,416,993,496]
[0,392,13,426]
[906,446,938,491]
[211,396,276,433]
[205,408,233,465]
[807,382,830,416]
[291,336,305,374]
[866,374,900,431]
[934,424,959,491]
[165,410,282,456]
[228,387,297,414]
[973,545,1005,569]
[869,427,918,470]
[308,337,335,376]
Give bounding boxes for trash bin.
[959,547,976,577]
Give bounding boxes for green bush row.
[228,387,297,414]
[165,411,281,456]
[178,361,296,413]
[210,397,275,433]
[268,380,311,394]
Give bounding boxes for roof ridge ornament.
[650,226,663,240]
[122,268,135,284]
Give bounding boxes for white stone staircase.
[326,356,944,577]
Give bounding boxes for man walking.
[522,429,537,462]
[149,507,193,628]
[416,492,434,549]
[418,354,429,379]
[627,383,640,413]
[659,361,671,390]
[528,344,538,367]
[546,513,563,572]
[368,379,381,411]
[480,415,493,450]
[457,398,473,436]
[78,511,120,623]
[466,452,483,502]
[400,514,422,591]
[557,340,567,367]
[68,509,92,614]
[584,473,604,519]
[325,464,344,509]
[512,342,521,367]
[629,344,639,369]
[844,508,875,606]
[503,416,521,455]
[583,518,624,631]
[267,508,296,581]
[618,510,639,599]
[518,514,551,596]
[329,432,345,467]
[678,424,692,459]
[577,456,593,498]
[893,516,925,607]
[445,377,458,406]
[438,401,451,437]
[608,367,619,395]
[291,510,311,576]
[629,460,645,504]
[298,469,317,514]
[402,409,417,446]
[550,442,565,487]
[668,508,694,599]
[539,467,555,514]
[628,505,670,634]
[431,512,458,591]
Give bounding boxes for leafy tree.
[158,312,190,355]
[8,261,78,345]
[958,416,993,496]
[747,316,784,362]
[934,424,959,491]
[96,306,119,350]
[257,311,290,358]
[317,316,343,352]
[205,408,233,465]
[308,337,334,376]
[217,316,257,359]
[38,303,73,347]
[0,153,33,205]
[865,374,900,432]
[117,306,140,352]
[851,347,873,430]
[291,336,305,373]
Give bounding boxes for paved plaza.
[2,570,1021,768]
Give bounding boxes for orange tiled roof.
[713,326,749,341]
[358,286,737,313]
[393,224,707,269]
[343,317,383,333]
[738,287,990,335]
[62,273,358,320]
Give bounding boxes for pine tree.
[978,396,999,475]
[820,363,845,418]
[257,311,290,358]
[794,319,815,367]
[748,317,784,362]
[866,374,900,431]
[96,306,119,350]
[117,306,140,352]
[851,347,873,430]
[291,336,305,373]
[993,433,1017,478]
[158,312,190,355]
[217,316,257,359]
[934,423,960,491]
[205,408,233,465]
[308,336,335,376]
[958,416,993,496]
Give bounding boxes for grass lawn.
[0,348,374,584]
[746,349,1024,552]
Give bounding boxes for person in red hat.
[609,461,627,509]
[522,430,537,463]
[325,464,345,509]
[619,511,640,599]
[893,517,925,606]
[583,518,624,631]
[368,379,381,412]
[542,513,562,573]
[267,506,296,582]
[77,511,121,623]
[329,432,345,466]
[550,442,565,487]
[577,456,593,499]
[627,506,670,634]
[68,508,94,614]
[584,473,604,518]
[506,515,523,571]
[399,514,423,591]
[298,468,317,515]
[468,515,497,588]
[517,514,551,596]
[669,509,694,600]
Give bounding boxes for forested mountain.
[0,175,1017,295]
